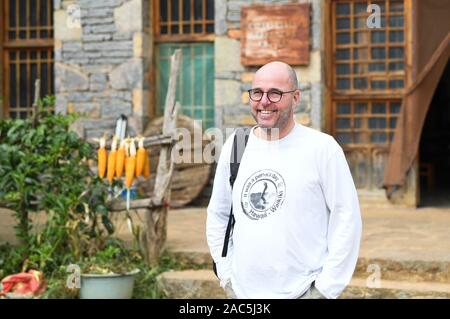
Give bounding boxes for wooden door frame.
[151,0,215,122]
[323,0,417,205]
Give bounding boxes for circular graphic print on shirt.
[240,169,286,220]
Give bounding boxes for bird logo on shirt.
[241,170,286,220]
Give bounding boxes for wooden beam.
[107,197,163,211]
[88,134,175,148]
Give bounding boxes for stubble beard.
[252,104,294,139]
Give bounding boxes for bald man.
[206,61,362,299]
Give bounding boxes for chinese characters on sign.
[241,4,310,66]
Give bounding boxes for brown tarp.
[383,0,450,196]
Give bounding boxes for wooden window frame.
[325,0,413,142]
[153,0,215,43]
[1,0,54,119]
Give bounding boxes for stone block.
[62,41,82,52]
[90,58,126,65]
[82,17,115,25]
[113,33,133,40]
[132,89,150,116]
[101,100,132,118]
[90,73,107,83]
[54,10,82,41]
[55,63,89,92]
[215,80,241,106]
[114,0,142,33]
[82,34,112,42]
[84,24,116,34]
[109,59,143,90]
[84,41,132,52]
[89,82,107,91]
[78,0,123,8]
[296,50,322,83]
[215,36,244,73]
[73,102,101,118]
[82,118,117,130]
[107,91,132,102]
[67,92,100,102]
[100,50,133,58]
[54,0,62,10]
[214,0,227,35]
[87,8,113,18]
[133,32,143,58]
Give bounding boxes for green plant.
[0,98,115,275]
[80,239,141,275]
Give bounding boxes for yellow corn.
[143,151,150,178]
[115,140,126,178]
[97,136,107,178]
[107,136,118,183]
[125,139,136,189]
[135,137,146,177]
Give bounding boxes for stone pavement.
[158,206,450,298]
[166,206,450,265]
[2,205,449,298]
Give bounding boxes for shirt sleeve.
[315,145,362,299]
[206,133,234,288]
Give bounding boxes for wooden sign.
[241,3,310,66]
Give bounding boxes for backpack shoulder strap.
[229,127,251,187]
[220,127,251,258]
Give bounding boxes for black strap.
[221,127,250,257]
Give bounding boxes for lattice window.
[333,0,405,93]
[154,0,215,129]
[331,0,407,147]
[334,100,401,145]
[1,0,54,119]
[155,0,214,41]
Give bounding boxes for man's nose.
[260,92,271,105]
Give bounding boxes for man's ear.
[293,90,301,109]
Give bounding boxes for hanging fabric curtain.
[383,0,450,197]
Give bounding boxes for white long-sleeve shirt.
[206,124,362,299]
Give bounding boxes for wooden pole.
[140,49,182,265]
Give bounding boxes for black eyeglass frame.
[247,88,298,103]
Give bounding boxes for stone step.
[156,269,450,299]
[166,249,450,284]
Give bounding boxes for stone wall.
[214,0,324,131]
[54,0,152,139]
[193,0,325,206]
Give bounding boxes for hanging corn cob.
[115,139,126,178]
[125,138,137,211]
[135,136,147,177]
[97,135,107,178]
[107,136,118,183]
[143,151,150,178]
[125,138,136,189]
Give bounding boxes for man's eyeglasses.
[247,89,297,103]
